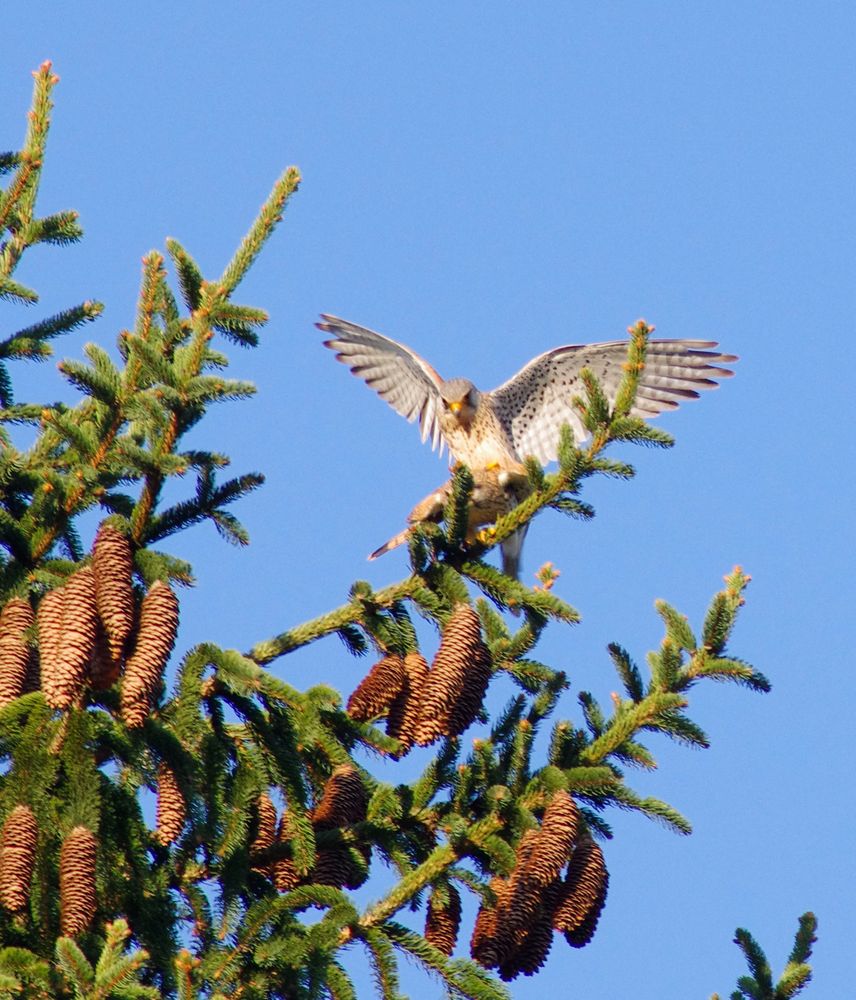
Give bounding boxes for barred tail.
[368,530,410,561]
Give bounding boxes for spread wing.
[319,315,447,452]
[489,339,737,464]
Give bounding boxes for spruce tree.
[0,63,814,999]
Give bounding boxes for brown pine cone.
[553,836,609,948]
[58,567,98,700]
[36,587,65,706]
[154,763,186,846]
[121,581,179,728]
[39,569,98,711]
[385,651,428,756]
[470,877,509,969]
[498,889,558,981]
[444,639,492,739]
[272,813,300,892]
[89,621,122,691]
[493,830,542,956]
[414,604,489,746]
[0,805,38,912]
[309,845,369,890]
[425,883,462,956]
[312,765,367,830]
[526,791,580,887]
[92,523,135,663]
[0,599,34,708]
[346,654,405,721]
[59,826,98,936]
[250,792,277,863]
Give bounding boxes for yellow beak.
[449,401,463,414]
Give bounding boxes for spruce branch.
[711,914,816,1000]
[218,167,301,294]
[0,63,59,242]
[250,577,422,663]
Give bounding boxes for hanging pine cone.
[89,620,122,691]
[308,845,369,890]
[272,813,300,893]
[445,638,492,739]
[0,599,34,708]
[154,763,186,846]
[312,765,368,830]
[37,587,65,706]
[346,654,405,721]
[59,826,98,936]
[470,877,509,969]
[385,651,428,756]
[250,792,277,870]
[424,883,462,956]
[492,830,542,958]
[92,522,135,663]
[526,791,580,887]
[39,570,98,710]
[553,836,609,948]
[121,581,179,728]
[497,888,559,981]
[0,805,38,912]
[414,604,489,746]
[59,567,98,701]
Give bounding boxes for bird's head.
[440,379,480,426]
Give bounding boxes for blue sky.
[3,3,854,996]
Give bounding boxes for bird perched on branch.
[320,314,736,574]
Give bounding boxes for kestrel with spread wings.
[319,314,737,473]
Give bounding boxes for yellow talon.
[476,527,497,544]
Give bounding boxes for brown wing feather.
[489,338,736,464]
[319,315,448,452]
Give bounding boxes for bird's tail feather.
[368,530,409,561]
[500,525,528,581]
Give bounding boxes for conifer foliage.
[0,63,813,998]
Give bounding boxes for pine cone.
[346,654,405,721]
[470,877,509,969]
[272,814,300,892]
[59,826,98,936]
[385,651,428,756]
[250,792,277,868]
[59,567,98,699]
[121,581,179,728]
[498,889,558,981]
[526,791,580,887]
[493,830,542,956]
[154,763,186,846]
[425,883,462,956]
[0,599,34,708]
[553,836,609,948]
[39,570,98,710]
[445,639,492,739]
[89,620,122,691]
[312,765,367,830]
[309,845,369,890]
[36,587,65,706]
[0,805,38,912]
[92,523,135,663]
[414,604,490,745]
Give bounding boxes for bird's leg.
[476,525,498,545]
